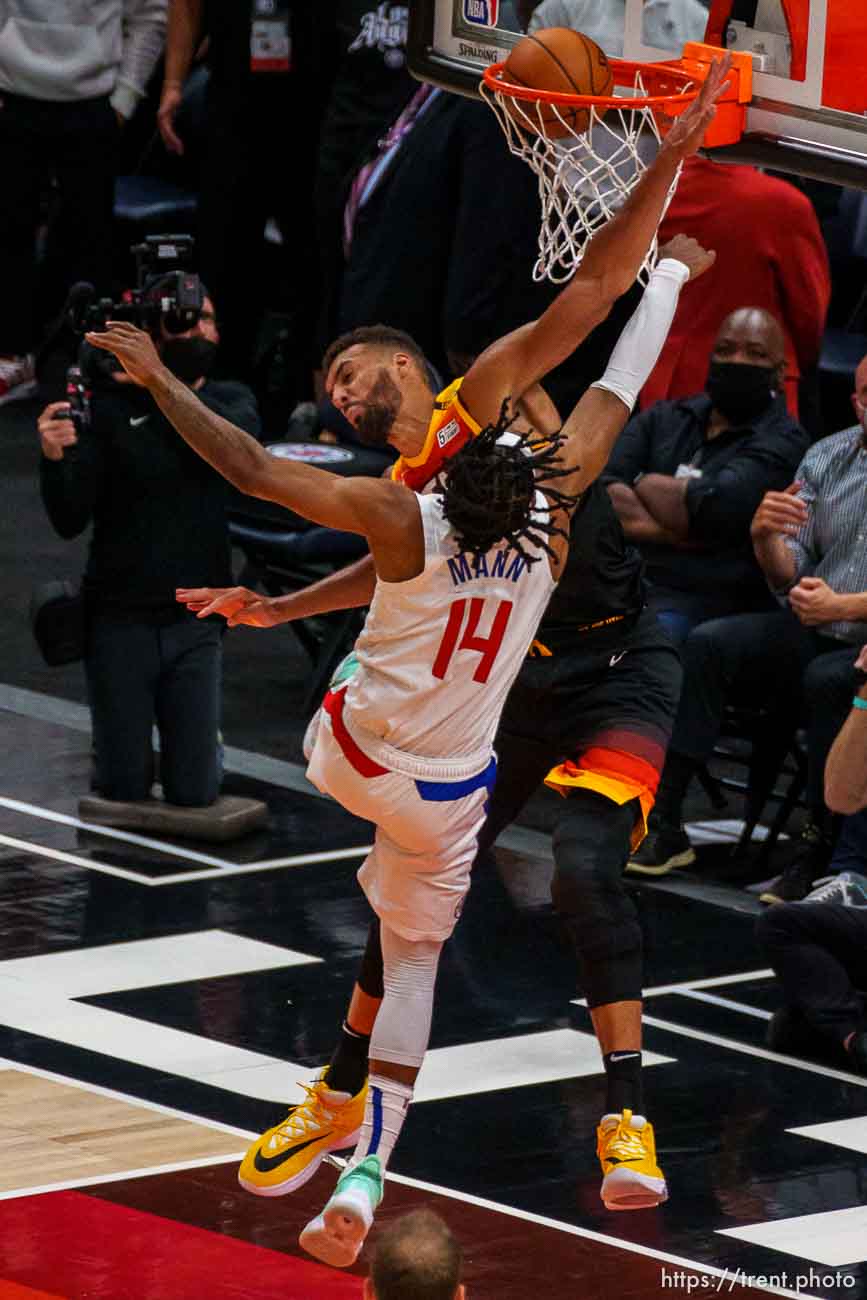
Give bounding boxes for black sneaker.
[625,821,695,876]
[759,822,832,904]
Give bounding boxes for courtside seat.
[114,175,198,228]
[697,702,807,865]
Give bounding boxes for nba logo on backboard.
[463,0,498,27]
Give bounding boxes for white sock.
[348,1073,413,1172]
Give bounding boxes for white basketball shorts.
[306,703,495,943]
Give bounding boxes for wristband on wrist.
[852,696,867,711]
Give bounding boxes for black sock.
[603,1050,643,1115]
[326,1020,370,1096]
[654,752,696,827]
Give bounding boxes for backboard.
[407,0,867,189]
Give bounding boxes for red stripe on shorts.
[577,745,662,797]
[323,688,389,778]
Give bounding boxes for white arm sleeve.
[591,258,690,413]
[112,0,168,120]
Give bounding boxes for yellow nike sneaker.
[238,1072,367,1197]
[596,1108,668,1210]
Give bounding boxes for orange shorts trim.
[544,746,661,852]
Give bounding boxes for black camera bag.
[30,580,85,666]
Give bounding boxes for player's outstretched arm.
[177,555,378,626]
[460,54,731,428]
[544,235,714,508]
[85,323,424,580]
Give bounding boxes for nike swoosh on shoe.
[254,1133,333,1172]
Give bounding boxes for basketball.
[501,28,614,138]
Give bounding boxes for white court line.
[0,682,551,861]
[573,968,775,1008]
[0,1054,253,1202]
[679,989,773,1020]
[0,1060,811,1296]
[0,832,371,886]
[641,1013,867,1086]
[0,1055,255,1140]
[642,969,775,997]
[0,834,157,885]
[139,843,372,885]
[0,1152,246,1202]
[382,1169,814,1300]
[0,795,232,868]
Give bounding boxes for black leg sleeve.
[357,917,384,1000]
[551,789,642,1008]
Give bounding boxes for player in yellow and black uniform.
[181,59,732,1220]
[220,233,721,1217]
[390,376,481,491]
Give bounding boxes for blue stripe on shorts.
[414,755,497,803]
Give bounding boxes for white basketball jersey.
[344,490,557,778]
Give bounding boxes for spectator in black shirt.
[606,308,809,646]
[39,296,260,807]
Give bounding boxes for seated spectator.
[644,157,831,430]
[627,351,867,886]
[366,1209,464,1300]
[39,294,260,808]
[606,308,809,646]
[758,646,867,1072]
[755,865,867,1074]
[825,644,867,814]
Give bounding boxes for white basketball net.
[481,72,687,285]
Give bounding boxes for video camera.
[62,234,205,430]
[69,234,204,338]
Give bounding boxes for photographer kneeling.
[38,289,260,808]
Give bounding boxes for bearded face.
[354,368,403,447]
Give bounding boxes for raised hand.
[657,234,716,281]
[176,586,278,628]
[661,52,733,161]
[85,322,165,388]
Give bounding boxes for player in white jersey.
[88,232,712,1264]
[306,455,559,950]
[86,313,592,1259]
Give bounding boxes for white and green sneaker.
[299,1154,384,1268]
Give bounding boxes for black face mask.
[706,360,778,424]
[161,337,218,385]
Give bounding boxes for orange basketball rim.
[480,43,753,286]
[482,42,753,149]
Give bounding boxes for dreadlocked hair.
[438,399,581,567]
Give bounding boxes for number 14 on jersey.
[432,597,513,684]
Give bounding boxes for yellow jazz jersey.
[391,377,481,491]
